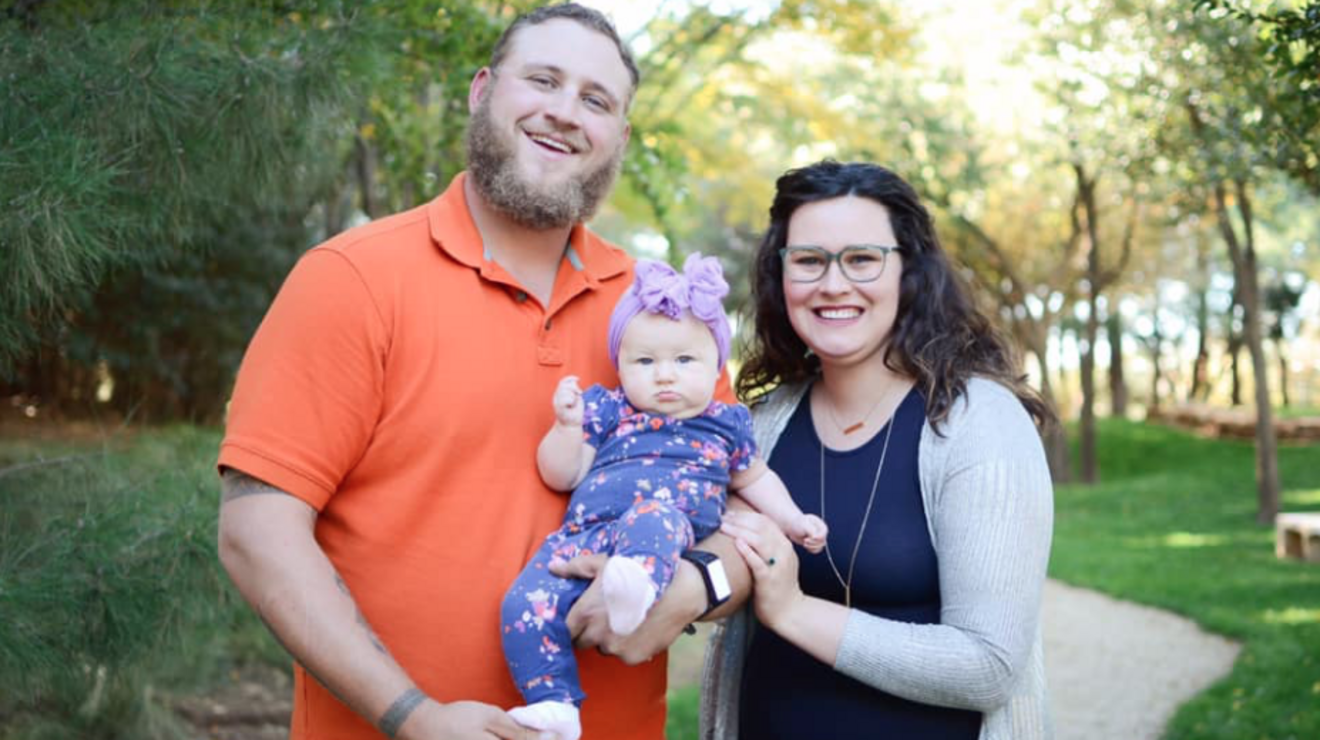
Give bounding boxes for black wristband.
[681,549,732,619]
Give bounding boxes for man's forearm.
[691,504,753,621]
[218,471,428,737]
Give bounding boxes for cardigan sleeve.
[832,379,1054,712]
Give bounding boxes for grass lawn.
[1051,418,1320,740]
[668,418,1320,740]
[3,417,1317,739]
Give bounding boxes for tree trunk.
[1025,321,1071,483]
[1228,316,1243,406]
[1213,178,1281,524]
[1107,311,1128,418]
[1189,237,1211,402]
[1148,322,1164,416]
[1075,163,1100,483]
[355,133,384,220]
[1276,338,1290,408]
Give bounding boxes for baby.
[501,254,827,740]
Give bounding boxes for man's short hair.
[488,3,640,105]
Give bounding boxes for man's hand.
[399,699,546,740]
[552,554,702,664]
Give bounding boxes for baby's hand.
[553,376,584,427]
[795,514,829,554]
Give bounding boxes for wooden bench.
[1276,513,1320,563]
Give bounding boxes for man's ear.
[622,121,632,146]
[469,67,493,113]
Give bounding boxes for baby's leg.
[501,537,593,740]
[602,499,696,634]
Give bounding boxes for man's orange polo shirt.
[219,173,665,739]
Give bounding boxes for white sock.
[601,555,658,635]
[508,701,581,740]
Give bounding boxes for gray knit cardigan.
[699,378,1054,740]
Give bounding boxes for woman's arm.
[831,387,1054,711]
[719,510,847,666]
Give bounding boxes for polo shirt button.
[544,318,553,330]
[515,291,528,302]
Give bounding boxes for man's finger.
[549,552,608,579]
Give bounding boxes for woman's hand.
[720,509,806,631]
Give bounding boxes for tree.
[0,1,382,374]
[1195,1,1320,194]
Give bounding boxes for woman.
[701,160,1055,739]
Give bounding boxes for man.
[217,5,745,740]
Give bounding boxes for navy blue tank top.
[738,387,981,739]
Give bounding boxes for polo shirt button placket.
[537,314,563,366]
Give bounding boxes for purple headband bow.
[607,253,732,369]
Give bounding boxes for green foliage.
[355,0,526,213]
[1193,0,1320,193]
[0,0,376,371]
[18,201,310,422]
[1051,418,1320,739]
[0,426,280,739]
[665,684,701,740]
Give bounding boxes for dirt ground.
[176,628,713,739]
[174,665,291,740]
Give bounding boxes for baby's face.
[617,311,720,419]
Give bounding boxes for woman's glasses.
[779,245,902,283]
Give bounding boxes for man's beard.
[465,94,624,230]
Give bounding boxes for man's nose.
[543,89,582,129]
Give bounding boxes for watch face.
[707,559,733,601]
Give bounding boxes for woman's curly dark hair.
[736,160,1055,432]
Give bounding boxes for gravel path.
[1043,579,1241,740]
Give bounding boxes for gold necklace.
[822,389,890,435]
[819,412,894,609]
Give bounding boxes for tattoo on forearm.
[378,688,428,738]
[220,469,291,502]
[335,572,392,656]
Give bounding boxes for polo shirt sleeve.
[582,384,621,449]
[725,402,758,472]
[218,249,388,510]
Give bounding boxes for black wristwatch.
[681,549,732,620]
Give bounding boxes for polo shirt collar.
[428,172,630,285]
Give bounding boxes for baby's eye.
[677,355,695,364]
[636,357,654,365]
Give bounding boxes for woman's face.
[782,196,903,371]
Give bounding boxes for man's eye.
[530,75,555,88]
[584,95,609,112]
